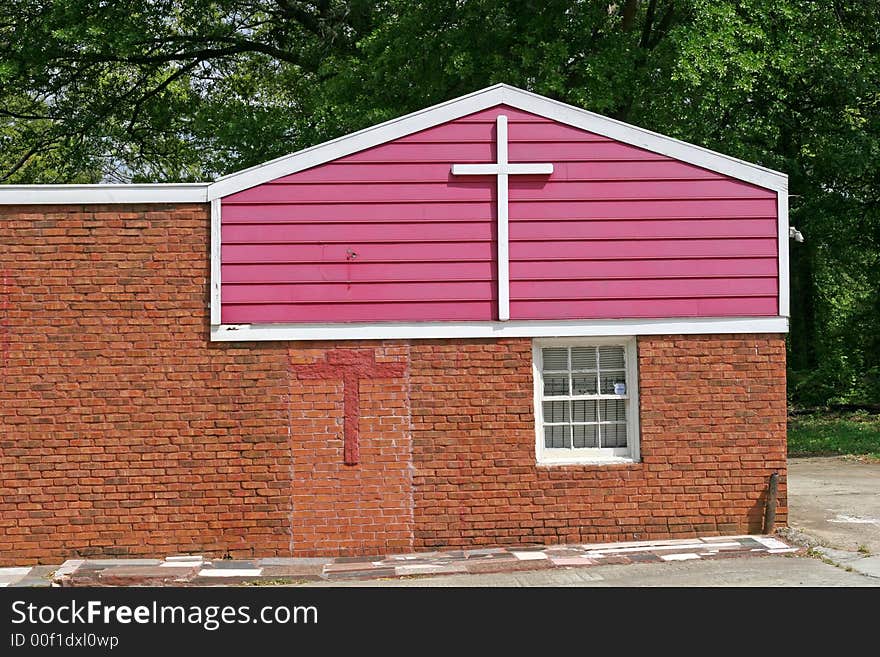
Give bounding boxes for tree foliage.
[1,0,878,404]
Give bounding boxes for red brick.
[0,204,787,564]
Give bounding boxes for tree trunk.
[789,240,817,371]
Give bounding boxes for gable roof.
[208,83,787,200]
[0,83,787,205]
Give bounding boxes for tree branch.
[62,41,303,67]
[0,138,54,181]
[621,0,639,31]
[647,1,676,49]
[125,60,202,134]
[0,107,50,121]
[639,0,657,49]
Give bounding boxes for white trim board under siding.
[210,316,789,342]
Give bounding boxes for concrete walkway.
[305,554,875,587]
[0,565,56,588]
[6,535,798,587]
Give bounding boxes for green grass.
[788,411,880,459]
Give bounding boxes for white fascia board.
[498,85,788,192]
[0,84,788,205]
[207,83,787,200]
[777,185,791,317]
[210,199,222,325]
[207,85,508,199]
[0,184,209,205]
[210,316,789,342]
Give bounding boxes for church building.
[0,84,788,563]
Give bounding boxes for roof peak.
[209,83,785,199]
[0,83,786,205]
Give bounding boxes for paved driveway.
[787,456,880,553]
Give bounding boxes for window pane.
[602,423,628,448]
[599,345,625,370]
[573,424,598,448]
[544,424,570,449]
[572,374,598,395]
[542,347,568,371]
[537,342,634,457]
[543,401,569,423]
[599,370,627,394]
[599,399,627,422]
[571,347,597,370]
[571,400,596,422]
[543,374,569,396]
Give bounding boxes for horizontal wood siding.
[220,105,778,324]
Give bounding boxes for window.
[533,338,640,464]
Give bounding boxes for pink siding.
[220,105,779,324]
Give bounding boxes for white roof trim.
[210,316,789,342]
[0,83,787,205]
[207,83,787,199]
[0,183,208,205]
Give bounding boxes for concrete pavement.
[302,554,875,587]
[787,456,880,554]
[40,534,798,586]
[7,534,871,588]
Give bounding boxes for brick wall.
[0,203,787,564]
[288,344,413,557]
[0,203,296,565]
[410,336,787,549]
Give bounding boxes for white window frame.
[533,337,640,466]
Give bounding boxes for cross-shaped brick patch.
[295,349,406,465]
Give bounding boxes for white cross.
[451,115,553,321]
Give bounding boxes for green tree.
[1,0,878,404]
[0,0,379,180]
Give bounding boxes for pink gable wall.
[220,105,779,324]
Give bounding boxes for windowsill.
[537,456,640,467]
